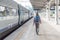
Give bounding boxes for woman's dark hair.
[36,12,39,16]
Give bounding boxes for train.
[0,0,33,39]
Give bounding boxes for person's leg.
[37,23,39,35]
[35,23,37,34]
[36,23,39,35]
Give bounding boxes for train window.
[0,6,5,11]
[12,9,16,14]
[0,6,18,33]
[0,6,5,17]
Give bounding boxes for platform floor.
[4,18,60,40]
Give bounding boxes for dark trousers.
[35,23,39,35]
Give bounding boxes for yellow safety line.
[14,27,27,40]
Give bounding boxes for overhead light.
[47,0,50,2]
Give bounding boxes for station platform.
[4,18,60,40]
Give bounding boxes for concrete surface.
[4,18,60,40]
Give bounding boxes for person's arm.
[40,17,42,24]
[33,18,35,25]
[40,20,41,24]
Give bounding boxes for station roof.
[30,0,50,10]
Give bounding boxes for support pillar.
[48,2,51,21]
[55,0,59,24]
[46,5,49,20]
[46,2,51,21]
